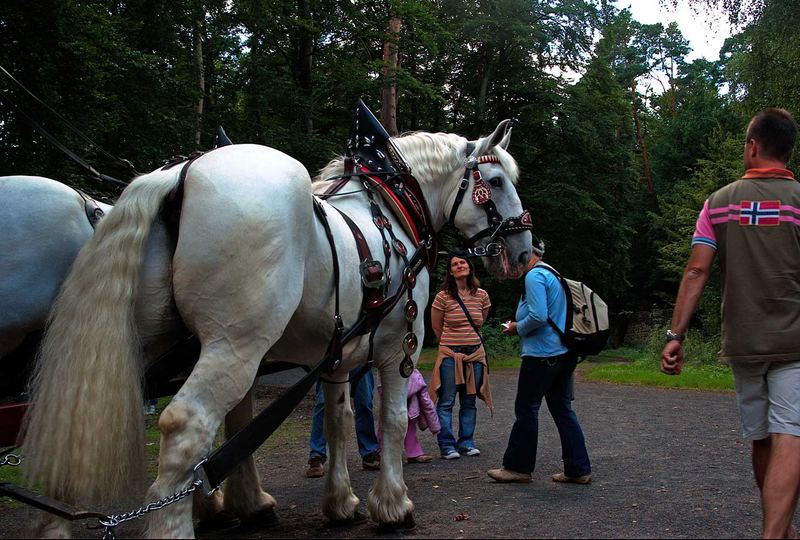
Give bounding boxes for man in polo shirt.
[661,108,800,539]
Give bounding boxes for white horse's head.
[393,120,533,279]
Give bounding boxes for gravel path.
[0,366,764,538]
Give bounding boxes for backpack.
[536,264,610,359]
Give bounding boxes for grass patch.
[583,347,734,391]
[0,453,23,506]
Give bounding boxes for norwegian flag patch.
[739,200,781,226]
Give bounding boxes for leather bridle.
[447,147,533,257]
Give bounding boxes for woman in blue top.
[487,237,592,484]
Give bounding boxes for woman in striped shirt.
[429,255,493,460]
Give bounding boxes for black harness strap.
[0,92,130,189]
[333,207,389,312]
[201,356,329,489]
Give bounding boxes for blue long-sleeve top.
[515,263,568,358]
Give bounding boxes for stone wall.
[616,309,672,348]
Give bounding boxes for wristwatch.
[665,329,685,343]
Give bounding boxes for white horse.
[0,176,111,402]
[22,120,532,538]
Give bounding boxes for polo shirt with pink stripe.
[692,168,800,362]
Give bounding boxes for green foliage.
[0,0,797,352]
[643,327,722,366]
[584,346,733,390]
[481,321,520,359]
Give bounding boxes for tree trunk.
[192,6,205,148]
[631,79,656,204]
[381,16,401,136]
[477,44,493,130]
[297,0,314,135]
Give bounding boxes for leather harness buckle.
[360,260,386,289]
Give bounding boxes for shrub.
[645,326,723,367]
[482,321,520,359]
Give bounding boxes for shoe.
[461,447,480,456]
[487,468,532,483]
[146,404,157,415]
[362,453,381,470]
[551,472,591,484]
[406,454,433,464]
[306,457,325,478]
[442,451,460,460]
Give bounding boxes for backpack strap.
[532,264,573,345]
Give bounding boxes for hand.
[502,321,518,336]
[660,340,685,375]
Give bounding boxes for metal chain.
[97,462,208,540]
[0,453,21,467]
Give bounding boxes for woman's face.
[449,257,471,280]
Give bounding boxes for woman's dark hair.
[441,255,480,297]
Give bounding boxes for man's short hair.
[747,108,798,163]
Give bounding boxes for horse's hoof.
[238,507,279,529]
[326,509,368,527]
[195,510,240,532]
[376,512,416,533]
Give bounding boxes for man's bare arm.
[660,244,715,374]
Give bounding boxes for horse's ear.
[499,125,512,150]
[470,119,512,157]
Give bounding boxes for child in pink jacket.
[378,367,440,463]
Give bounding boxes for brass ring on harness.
[404,299,418,323]
[402,332,418,356]
[404,268,416,289]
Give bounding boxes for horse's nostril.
[518,251,529,264]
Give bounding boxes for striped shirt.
[431,288,491,346]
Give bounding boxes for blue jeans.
[309,368,379,460]
[436,346,484,455]
[502,353,591,476]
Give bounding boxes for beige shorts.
[729,359,800,440]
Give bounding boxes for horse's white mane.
[311,130,518,193]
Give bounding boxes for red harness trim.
[360,165,423,245]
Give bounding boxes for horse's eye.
[489,176,503,188]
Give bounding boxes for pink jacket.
[377,369,440,434]
[407,369,440,434]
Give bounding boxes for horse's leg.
[193,489,227,528]
[368,356,414,528]
[321,377,361,522]
[221,385,277,525]
[143,339,269,538]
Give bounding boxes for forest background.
[0,0,794,357]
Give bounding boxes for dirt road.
[0,367,761,538]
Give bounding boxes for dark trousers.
[502,353,591,476]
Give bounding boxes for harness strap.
[0,92,131,189]
[201,355,329,490]
[313,197,345,372]
[448,169,471,226]
[333,207,387,311]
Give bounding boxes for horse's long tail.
[22,169,182,505]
